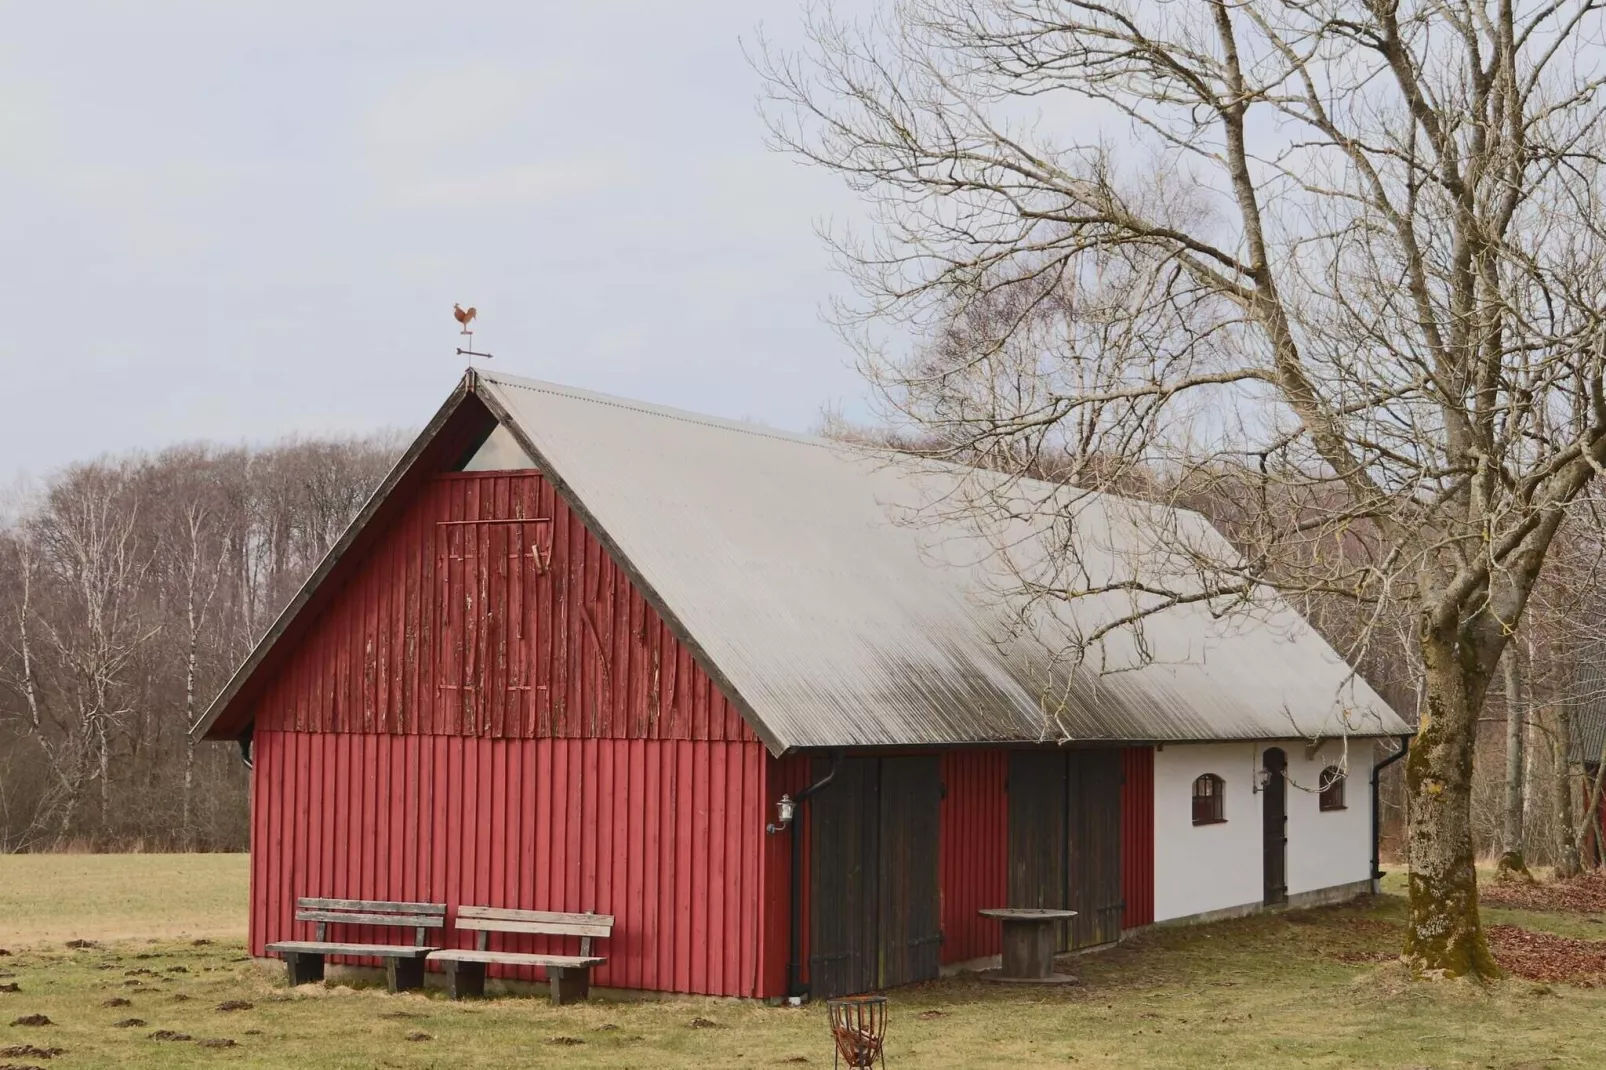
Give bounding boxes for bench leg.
[283,952,325,987]
[387,957,426,994]
[549,965,591,1005]
[443,960,486,1001]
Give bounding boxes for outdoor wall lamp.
[766,794,796,835]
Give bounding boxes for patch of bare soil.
[214,1000,253,1012]
[196,1038,236,1049]
[0,987,18,996]
[112,1019,146,1029]
[0,1047,63,1060]
[6,1018,49,1028]
[1483,868,1606,914]
[146,1030,191,1042]
[1489,925,1606,984]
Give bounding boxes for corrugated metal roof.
[1569,659,1606,766]
[477,371,1410,751]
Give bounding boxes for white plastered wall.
[1153,741,1376,923]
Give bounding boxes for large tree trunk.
[1497,650,1531,880]
[1403,633,1499,978]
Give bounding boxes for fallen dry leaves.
[1481,868,1606,913]
[1488,925,1606,984]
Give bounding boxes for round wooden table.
[978,908,1079,983]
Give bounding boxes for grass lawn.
[2,857,1605,1067]
[0,854,247,947]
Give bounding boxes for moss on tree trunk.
[1403,633,1500,979]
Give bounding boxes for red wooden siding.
[938,751,1008,964]
[253,472,753,743]
[1121,746,1155,929]
[759,753,813,997]
[247,470,774,997]
[251,729,773,996]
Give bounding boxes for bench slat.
[295,910,446,928]
[456,917,611,938]
[297,898,445,916]
[456,906,614,927]
[267,941,437,958]
[429,950,605,968]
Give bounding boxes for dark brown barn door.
[1008,751,1070,947]
[878,756,943,988]
[810,757,880,998]
[1008,749,1125,952]
[1066,750,1125,948]
[809,756,942,997]
[1263,747,1288,905]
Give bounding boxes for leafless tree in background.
[0,433,400,853]
[760,0,1606,976]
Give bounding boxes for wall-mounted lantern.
[766,794,796,835]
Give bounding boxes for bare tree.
[1498,646,1531,879]
[760,0,1606,976]
[0,432,402,852]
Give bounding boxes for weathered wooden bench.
[428,907,614,1004]
[265,898,445,993]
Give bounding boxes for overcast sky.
[0,1,871,481]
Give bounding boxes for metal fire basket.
[827,993,888,1069]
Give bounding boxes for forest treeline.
[0,434,401,852]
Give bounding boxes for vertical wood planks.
[937,750,1008,964]
[1121,746,1155,929]
[251,730,771,996]
[253,471,758,745]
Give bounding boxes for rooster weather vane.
[454,303,494,361]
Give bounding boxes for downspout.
[784,750,842,1003]
[1371,735,1411,893]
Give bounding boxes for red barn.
[196,370,1409,1000]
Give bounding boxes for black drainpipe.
[1371,735,1411,891]
[784,750,842,1002]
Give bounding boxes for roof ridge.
[480,372,848,452]
[476,370,1208,524]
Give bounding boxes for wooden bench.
[265,898,445,993]
[428,907,614,1004]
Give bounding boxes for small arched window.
[1319,766,1347,811]
[1192,774,1226,825]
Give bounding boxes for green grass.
[2,856,1605,1067]
[0,854,247,945]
